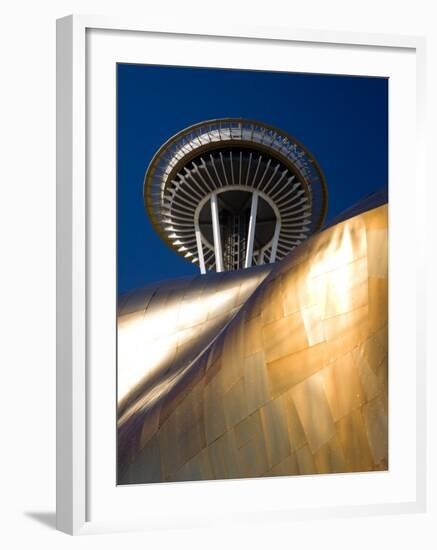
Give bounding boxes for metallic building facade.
[117,202,388,484]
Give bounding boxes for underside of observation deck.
[144,119,328,273]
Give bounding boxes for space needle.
[144,118,328,273]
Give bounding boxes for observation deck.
[144,118,328,273]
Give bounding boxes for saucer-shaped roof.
[144,118,328,270]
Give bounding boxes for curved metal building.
[118,198,388,484]
[144,119,328,273]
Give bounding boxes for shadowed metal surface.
[117,200,388,484]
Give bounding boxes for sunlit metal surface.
[118,202,388,484]
[118,266,272,419]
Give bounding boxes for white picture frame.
[56,14,427,535]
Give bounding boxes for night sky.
[117,64,388,294]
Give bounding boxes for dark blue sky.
[117,64,388,294]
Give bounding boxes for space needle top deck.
[144,118,328,273]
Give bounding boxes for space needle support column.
[210,193,224,272]
[244,191,258,268]
[195,226,206,275]
[270,219,281,263]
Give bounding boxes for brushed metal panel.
[263,453,299,478]
[267,342,327,398]
[244,351,270,415]
[321,352,365,422]
[291,372,336,454]
[262,311,308,363]
[314,434,347,474]
[336,408,374,472]
[243,314,263,357]
[223,377,248,429]
[296,445,317,475]
[362,396,389,465]
[259,398,291,469]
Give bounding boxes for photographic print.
[116,64,388,484]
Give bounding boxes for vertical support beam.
[244,191,258,268]
[195,226,206,274]
[259,248,265,265]
[270,219,281,263]
[210,193,224,272]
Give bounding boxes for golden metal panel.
[295,263,320,311]
[203,371,227,445]
[177,280,209,329]
[367,229,388,278]
[263,453,299,478]
[352,346,381,402]
[267,342,327,399]
[139,402,161,449]
[206,337,224,372]
[158,354,206,427]
[280,272,301,316]
[262,311,308,363]
[296,445,317,475]
[208,431,240,479]
[355,328,387,377]
[314,434,347,474]
[362,396,388,465]
[175,447,214,482]
[259,398,291,469]
[323,304,369,343]
[336,408,374,472]
[119,287,156,316]
[280,389,308,452]
[244,286,265,321]
[368,277,388,333]
[243,314,263,357]
[261,281,285,324]
[301,304,325,346]
[308,217,367,279]
[117,310,141,330]
[235,430,269,479]
[223,377,248,429]
[128,434,162,484]
[224,392,272,478]
[141,289,181,341]
[363,204,388,231]
[220,318,246,393]
[159,381,206,479]
[204,279,241,321]
[243,351,270,415]
[323,258,369,319]
[291,372,336,453]
[233,411,264,453]
[158,412,184,479]
[323,330,364,367]
[376,356,388,407]
[204,356,222,388]
[321,352,365,422]
[236,267,271,306]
